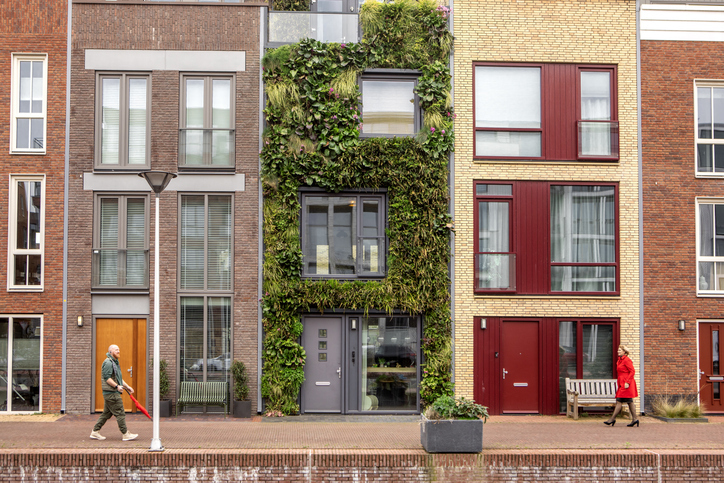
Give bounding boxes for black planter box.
[233,400,252,419]
[420,416,483,453]
[159,400,172,418]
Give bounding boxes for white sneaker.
[90,431,106,440]
[122,431,138,441]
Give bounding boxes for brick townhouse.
[641,0,724,413]
[0,0,67,413]
[66,0,264,415]
[453,0,641,415]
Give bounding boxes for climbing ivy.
[261,0,454,414]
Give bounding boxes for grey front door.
[302,317,343,412]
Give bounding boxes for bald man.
[90,344,138,441]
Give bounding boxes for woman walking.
[604,344,639,427]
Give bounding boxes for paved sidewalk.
[1,413,723,452]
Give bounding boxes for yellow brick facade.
[452,1,640,408]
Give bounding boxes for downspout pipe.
[636,0,645,415]
[61,0,73,414]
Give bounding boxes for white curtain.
[580,71,611,156]
[478,201,509,288]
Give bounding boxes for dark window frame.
[300,190,388,279]
[91,193,150,291]
[179,73,236,170]
[94,72,152,170]
[359,70,421,138]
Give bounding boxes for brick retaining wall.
[0,450,722,482]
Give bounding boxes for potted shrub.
[231,360,251,418]
[421,395,488,453]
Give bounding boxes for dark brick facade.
[0,1,67,413]
[641,40,724,411]
[67,3,261,414]
[1,450,722,482]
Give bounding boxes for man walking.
[90,344,138,441]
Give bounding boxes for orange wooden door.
[95,318,147,412]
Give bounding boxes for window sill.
[90,288,150,295]
[10,150,46,156]
[7,287,44,292]
[473,293,620,300]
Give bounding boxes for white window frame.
[696,197,724,296]
[10,54,47,154]
[8,175,45,291]
[0,315,43,414]
[695,81,724,178]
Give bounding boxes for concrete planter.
[233,400,252,419]
[420,415,483,453]
[159,400,172,418]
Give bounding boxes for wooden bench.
[565,378,627,420]
[177,381,228,416]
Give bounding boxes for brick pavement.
[0,413,722,452]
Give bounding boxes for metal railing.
[577,121,619,159]
[267,11,360,47]
[92,249,150,289]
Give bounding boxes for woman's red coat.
[616,355,638,398]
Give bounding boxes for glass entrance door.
[0,317,41,412]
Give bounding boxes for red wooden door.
[501,321,539,413]
[699,322,723,412]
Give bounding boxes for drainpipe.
[258,6,266,415]
[61,0,73,414]
[636,0,645,415]
[448,0,455,390]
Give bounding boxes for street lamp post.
[139,171,176,452]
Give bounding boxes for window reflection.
[361,317,418,411]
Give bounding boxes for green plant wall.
[261,0,454,415]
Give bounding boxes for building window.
[360,73,419,137]
[474,63,618,161]
[301,192,386,278]
[696,84,724,175]
[8,176,44,291]
[92,194,149,289]
[179,194,233,291]
[95,74,150,169]
[558,319,616,412]
[696,199,724,294]
[10,55,47,154]
[474,181,618,295]
[179,75,235,168]
[0,316,42,412]
[180,296,231,391]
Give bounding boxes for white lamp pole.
[139,171,176,453]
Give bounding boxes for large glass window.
[474,63,618,161]
[0,317,41,413]
[551,185,616,292]
[92,195,149,289]
[96,74,150,168]
[474,181,618,295]
[558,320,615,412]
[8,177,44,290]
[696,200,724,293]
[361,316,418,411]
[179,195,233,291]
[696,84,724,174]
[360,75,419,137]
[11,55,46,153]
[302,192,386,278]
[180,75,234,168]
[180,297,231,412]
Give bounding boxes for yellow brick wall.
[452,0,640,404]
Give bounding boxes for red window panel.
[474,181,620,296]
[473,62,618,161]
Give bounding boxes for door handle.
[337,367,342,379]
[502,368,508,380]
[127,366,133,378]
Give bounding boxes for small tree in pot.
[421,395,489,453]
[153,359,172,417]
[232,360,251,418]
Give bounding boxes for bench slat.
[177,381,228,416]
[565,377,626,420]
